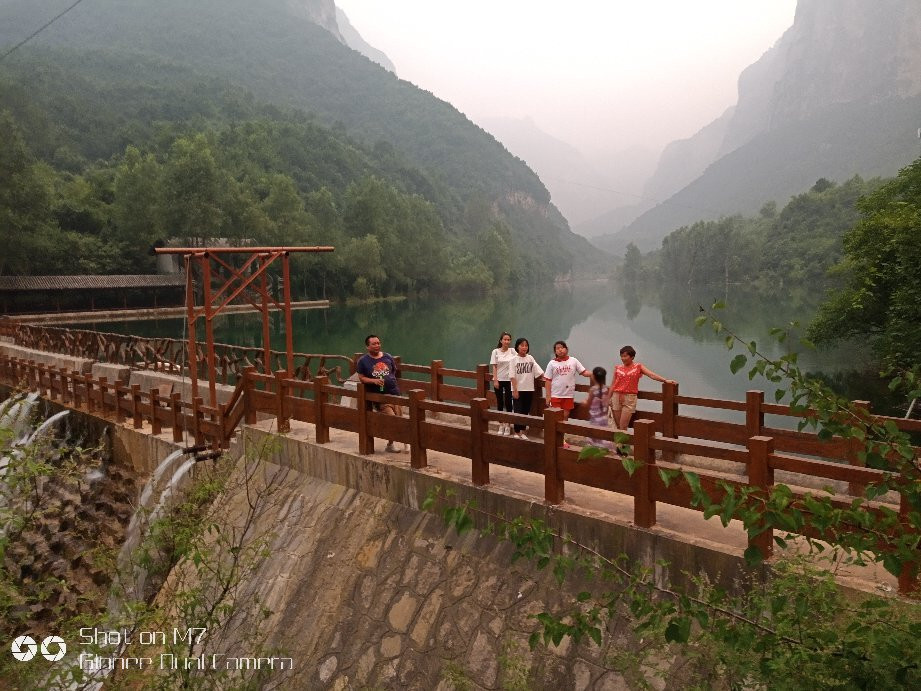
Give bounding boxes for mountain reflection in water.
[75,283,897,415]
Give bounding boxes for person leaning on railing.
[603,345,672,433]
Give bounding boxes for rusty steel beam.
[155,246,334,254]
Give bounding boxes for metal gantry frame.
[154,246,334,408]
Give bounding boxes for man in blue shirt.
[356,334,403,452]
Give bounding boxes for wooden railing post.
[53,367,64,401]
[475,364,488,399]
[112,381,125,423]
[747,435,775,560]
[430,360,443,402]
[85,374,94,413]
[192,396,204,445]
[357,383,373,454]
[898,493,919,595]
[633,419,657,528]
[243,367,256,424]
[131,384,143,428]
[661,380,678,460]
[408,389,427,469]
[60,369,71,404]
[47,366,58,401]
[847,400,870,496]
[543,407,565,504]
[171,392,183,443]
[746,390,764,437]
[71,369,81,409]
[150,388,162,435]
[97,377,109,418]
[313,375,330,444]
[470,397,489,486]
[275,370,290,433]
[218,403,228,448]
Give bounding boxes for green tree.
[809,159,921,369]
[0,112,60,275]
[111,145,164,271]
[620,242,642,287]
[162,134,227,246]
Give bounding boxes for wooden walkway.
[1,328,919,594]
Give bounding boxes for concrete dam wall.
[186,426,757,690]
[0,386,757,689]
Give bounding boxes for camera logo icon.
[11,636,37,662]
[11,635,67,662]
[41,636,67,661]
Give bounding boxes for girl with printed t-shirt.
[509,338,543,439]
[543,340,591,424]
[490,331,516,435]
[603,345,669,432]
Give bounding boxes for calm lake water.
[76,282,893,414]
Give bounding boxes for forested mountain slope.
[0,0,606,284]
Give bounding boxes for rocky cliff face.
[336,7,396,72]
[286,0,342,41]
[605,0,921,252]
[644,0,921,207]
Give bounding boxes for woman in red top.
[604,345,669,431]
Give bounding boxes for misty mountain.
[596,0,921,254]
[478,116,657,231]
[0,0,606,276]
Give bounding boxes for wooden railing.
[6,322,353,385]
[2,351,918,594]
[241,369,918,593]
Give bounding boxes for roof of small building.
[0,275,187,292]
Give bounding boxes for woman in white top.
[509,338,544,439]
[490,331,516,435]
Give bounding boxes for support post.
[202,253,217,408]
[275,370,290,434]
[260,263,271,375]
[543,407,565,504]
[847,400,870,496]
[85,375,94,413]
[746,390,764,437]
[243,366,257,424]
[131,384,142,428]
[470,397,489,486]
[408,389,427,469]
[633,419,657,528]
[186,254,199,403]
[171,392,183,443]
[430,360,443,402]
[748,435,775,560]
[97,377,108,418]
[313,375,329,444]
[357,383,373,455]
[192,396,204,445]
[898,492,919,595]
[112,381,124,423]
[150,389,162,435]
[282,252,294,375]
[661,379,679,461]
[71,370,81,409]
[475,364,488,399]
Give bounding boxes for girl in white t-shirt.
[509,337,544,439]
[490,331,516,435]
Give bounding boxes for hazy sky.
[336,1,797,157]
